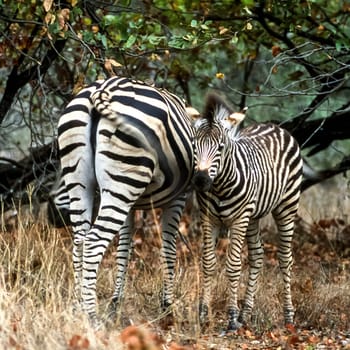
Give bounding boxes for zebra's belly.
[133,171,192,209]
[202,193,280,227]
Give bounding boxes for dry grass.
[0,180,349,349]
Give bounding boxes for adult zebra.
[57,76,194,326]
[192,94,303,331]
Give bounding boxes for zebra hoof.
[284,309,294,326]
[199,303,209,325]
[227,320,243,332]
[238,309,251,326]
[161,300,173,316]
[72,300,83,314]
[106,300,119,321]
[227,308,242,332]
[159,300,173,328]
[89,315,104,330]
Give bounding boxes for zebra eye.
[219,142,225,150]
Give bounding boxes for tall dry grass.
[0,179,349,349]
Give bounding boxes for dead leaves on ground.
[38,212,350,350]
[65,325,350,350]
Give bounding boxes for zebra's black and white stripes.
[192,94,303,331]
[58,76,194,325]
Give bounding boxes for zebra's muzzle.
[192,170,213,192]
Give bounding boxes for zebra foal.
[57,76,194,326]
[192,94,303,331]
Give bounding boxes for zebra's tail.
[90,88,119,120]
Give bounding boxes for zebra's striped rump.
[193,93,303,331]
[57,76,194,326]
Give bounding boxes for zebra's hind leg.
[272,204,299,326]
[72,230,87,311]
[107,212,134,324]
[239,219,263,325]
[70,199,95,314]
[67,177,96,313]
[80,200,131,327]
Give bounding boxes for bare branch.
[0,38,66,124]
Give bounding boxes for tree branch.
[0,141,58,206]
[302,155,350,191]
[283,107,350,154]
[0,38,66,125]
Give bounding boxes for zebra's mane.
[201,93,247,140]
[202,93,234,127]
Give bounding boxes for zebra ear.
[225,107,248,127]
[185,106,200,121]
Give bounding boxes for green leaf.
[335,41,344,52]
[100,34,108,49]
[148,35,164,45]
[168,36,187,49]
[125,34,137,48]
[129,18,144,29]
[183,34,194,41]
[102,15,119,28]
[82,30,94,43]
[190,19,198,28]
[72,6,83,17]
[241,0,255,6]
[231,33,239,44]
[48,22,61,35]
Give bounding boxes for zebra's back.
[91,77,194,209]
[234,122,302,219]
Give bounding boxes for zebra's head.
[192,93,246,192]
[192,120,226,192]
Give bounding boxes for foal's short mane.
[202,93,234,127]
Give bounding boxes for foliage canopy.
[0,0,350,201]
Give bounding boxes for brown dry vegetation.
[0,180,350,350]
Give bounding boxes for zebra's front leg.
[107,213,134,322]
[226,223,247,332]
[239,219,263,325]
[199,217,217,326]
[160,196,186,314]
